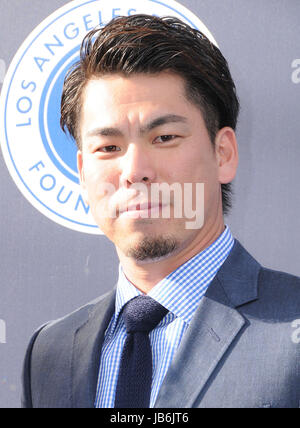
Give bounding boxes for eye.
[98,145,121,153]
[154,135,178,144]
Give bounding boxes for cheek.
[176,154,217,184]
[84,161,118,200]
[83,162,121,228]
[177,148,219,211]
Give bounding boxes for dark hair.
[60,14,239,214]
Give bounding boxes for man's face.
[78,72,225,261]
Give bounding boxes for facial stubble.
[125,235,178,262]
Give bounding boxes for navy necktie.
[114,295,168,408]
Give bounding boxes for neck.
[117,219,226,294]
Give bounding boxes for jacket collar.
[206,238,260,307]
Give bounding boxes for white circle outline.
[0,0,218,234]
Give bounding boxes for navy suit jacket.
[21,240,300,408]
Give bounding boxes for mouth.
[118,202,165,218]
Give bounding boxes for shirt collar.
[112,225,234,333]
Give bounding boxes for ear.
[214,127,239,184]
[77,150,89,205]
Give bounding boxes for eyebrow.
[86,114,188,139]
[140,114,188,134]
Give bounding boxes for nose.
[119,144,157,188]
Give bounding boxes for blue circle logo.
[39,46,80,184]
[0,0,217,234]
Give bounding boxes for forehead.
[83,72,192,108]
[80,72,201,131]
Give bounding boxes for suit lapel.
[71,290,116,408]
[154,239,261,408]
[154,283,246,408]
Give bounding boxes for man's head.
[61,14,239,215]
[60,15,239,263]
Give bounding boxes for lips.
[119,202,162,215]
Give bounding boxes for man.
[22,15,299,408]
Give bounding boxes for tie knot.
[121,295,168,333]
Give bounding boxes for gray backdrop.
[0,0,299,408]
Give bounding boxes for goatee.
[126,236,178,262]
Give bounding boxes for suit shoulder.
[29,290,115,353]
[255,266,300,319]
[259,266,300,290]
[22,290,115,407]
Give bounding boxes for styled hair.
[60,14,239,214]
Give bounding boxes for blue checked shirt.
[94,225,234,408]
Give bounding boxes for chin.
[122,235,179,263]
